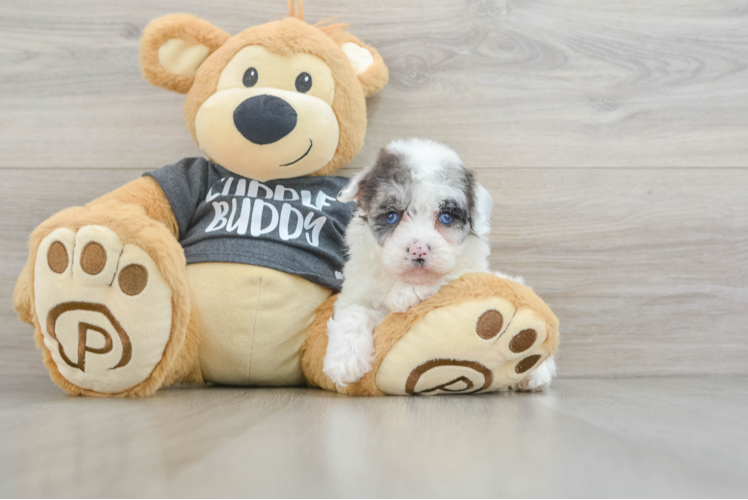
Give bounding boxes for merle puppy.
[324,138,556,390]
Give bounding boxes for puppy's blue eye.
[385,212,399,224]
[439,212,453,224]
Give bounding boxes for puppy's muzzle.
[233,95,297,145]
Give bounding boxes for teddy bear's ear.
[140,14,230,94]
[328,32,389,97]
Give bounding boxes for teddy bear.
[12,2,559,397]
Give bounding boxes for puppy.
[324,139,556,391]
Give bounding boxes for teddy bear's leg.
[301,273,559,396]
[14,199,200,397]
[371,273,559,395]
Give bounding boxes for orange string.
[317,22,349,34]
[314,15,339,27]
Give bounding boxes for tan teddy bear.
[13,3,558,397]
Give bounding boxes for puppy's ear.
[338,169,368,203]
[471,181,493,237]
[328,32,389,97]
[140,14,230,94]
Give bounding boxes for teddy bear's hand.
[33,225,175,394]
[323,305,378,386]
[512,357,556,392]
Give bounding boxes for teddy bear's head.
[140,4,387,181]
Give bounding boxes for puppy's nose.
[408,242,430,259]
[233,95,297,145]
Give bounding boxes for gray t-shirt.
[146,158,353,291]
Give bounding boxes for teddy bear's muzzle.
[233,94,298,145]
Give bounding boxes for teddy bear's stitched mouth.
[280,139,313,167]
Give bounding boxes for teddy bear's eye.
[295,72,312,93]
[243,67,258,87]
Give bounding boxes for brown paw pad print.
[80,241,107,275]
[118,264,148,296]
[47,241,69,274]
[509,329,537,353]
[476,309,503,339]
[515,354,542,374]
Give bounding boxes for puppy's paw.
[324,309,376,387]
[413,283,441,302]
[323,342,374,387]
[385,294,418,313]
[512,357,556,392]
[385,283,425,313]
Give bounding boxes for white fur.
[323,304,383,386]
[324,139,556,391]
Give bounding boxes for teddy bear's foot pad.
[34,226,172,393]
[376,296,553,395]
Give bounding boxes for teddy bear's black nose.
[233,95,297,145]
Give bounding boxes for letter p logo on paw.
[46,302,132,373]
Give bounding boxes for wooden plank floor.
[1,376,746,498]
